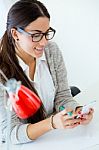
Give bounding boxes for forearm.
[27,117,51,140]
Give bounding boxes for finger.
[89,108,94,113]
[60,109,67,115]
[70,122,80,128]
[81,112,93,120]
[62,113,81,121]
[60,108,73,116]
[64,118,81,126]
[75,107,82,113]
[64,122,80,129]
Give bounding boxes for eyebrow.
[29,30,42,33]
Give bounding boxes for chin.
[36,51,44,58]
[36,53,43,58]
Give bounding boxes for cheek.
[19,38,38,56]
[19,38,33,50]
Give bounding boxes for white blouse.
[17,52,55,115]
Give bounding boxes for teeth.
[34,48,43,51]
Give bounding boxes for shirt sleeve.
[48,42,80,112]
[10,124,32,144]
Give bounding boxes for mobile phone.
[81,100,96,115]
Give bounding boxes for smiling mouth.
[34,47,44,51]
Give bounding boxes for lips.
[36,48,43,51]
[34,47,44,51]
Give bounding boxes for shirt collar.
[17,55,28,71]
[17,52,46,71]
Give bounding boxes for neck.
[15,46,35,66]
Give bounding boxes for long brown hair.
[0,0,50,123]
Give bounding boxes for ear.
[11,28,19,42]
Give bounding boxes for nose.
[39,35,48,46]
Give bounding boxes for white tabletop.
[1,81,99,150]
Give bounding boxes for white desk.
[1,81,99,150]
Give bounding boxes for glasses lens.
[46,30,55,40]
[32,33,43,42]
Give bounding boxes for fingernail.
[67,111,73,116]
[78,111,81,114]
[59,106,65,111]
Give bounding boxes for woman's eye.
[33,34,41,38]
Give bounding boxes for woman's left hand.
[76,107,94,125]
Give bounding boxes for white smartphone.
[81,100,96,115]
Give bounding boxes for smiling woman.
[0,0,94,145]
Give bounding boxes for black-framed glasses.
[17,27,56,42]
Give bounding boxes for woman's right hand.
[53,108,81,129]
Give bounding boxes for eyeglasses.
[17,27,56,42]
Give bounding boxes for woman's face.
[15,17,50,59]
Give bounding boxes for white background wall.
[0,0,99,90]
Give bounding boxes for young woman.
[0,0,93,145]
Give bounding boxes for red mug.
[8,85,42,119]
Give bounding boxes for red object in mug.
[9,85,42,119]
